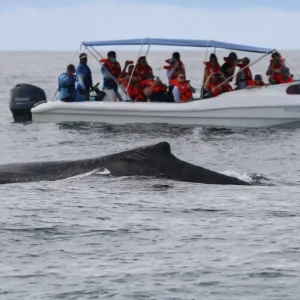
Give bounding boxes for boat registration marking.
[284,107,300,113]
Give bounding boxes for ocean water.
[1,49,300,299]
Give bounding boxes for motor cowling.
[9,83,47,122]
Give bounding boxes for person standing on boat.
[165,54,185,82]
[58,64,76,102]
[170,72,195,103]
[220,52,242,82]
[235,57,253,89]
[134,56,153,81]
[76,53,93,101]
[266,51,286,84]
[100,51,122,100]
[165,52,185,76]
[203,54,221,83]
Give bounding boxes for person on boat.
[76,53,93,101]
[275,67,294,84]
[170,72,195,103]
[266,51,286,84]
[100,51,122,100]
[140,72,171,102]
[201,53,222,97]
[202,72,227,98]
[58,64,76,102]
[165,52,185,72]
[247,74,266,88]
[164,52,186,83]
[203,53,221,82]
[235,57,253,89]
[118,64,140,100]
[134,56,153,81]
[221,81,233,93]
[221,52,243,82]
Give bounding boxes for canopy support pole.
[145,44,151,57]
[200,46,209,98]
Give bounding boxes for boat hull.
[31,83,300,128]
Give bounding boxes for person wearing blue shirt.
[58,64,76,102]
[76,53,93,101]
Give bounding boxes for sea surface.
[1,49,300,299]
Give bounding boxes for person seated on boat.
[235,57,253,90]
[58,64,76,102]
[221,80,233,93]
[202,72,226,98]
[221,52,243,82]
[266,51,286,84]
[134,56,153,81]
[170,72,195,103]
[118,64,140,101]
[141,72,171,102]
[272,67,294,84]
[247,74,266,88]
[75,53,93,101]
[100,51,122,100]
[203,53,221,82]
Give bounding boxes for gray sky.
[1,0,299,50]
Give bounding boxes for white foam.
[221,170,253,183]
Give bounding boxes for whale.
[0,141,250,185]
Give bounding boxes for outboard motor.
[9,83,47,122]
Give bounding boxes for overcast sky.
[0,0,298,50]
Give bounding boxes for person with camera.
[140,72,170,102]
[221,52,244,82]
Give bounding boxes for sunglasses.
[179,76,185,79]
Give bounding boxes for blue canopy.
[81,38,275,54]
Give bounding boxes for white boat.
[31,82,300,128]
[27,38,300,128]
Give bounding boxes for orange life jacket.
[141,79,167,93]
[117,72,138,86]
[100,58,121,78]
[204,62,221,79]
[134,65,152,81]
[222,83,233,92]
[236,64,253,85]
[278,76,294,84]
[209,83,222,97]
[248,80,265,87]
[170,79,192,102]
[268,59,286,82]
[117,73,140,98]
